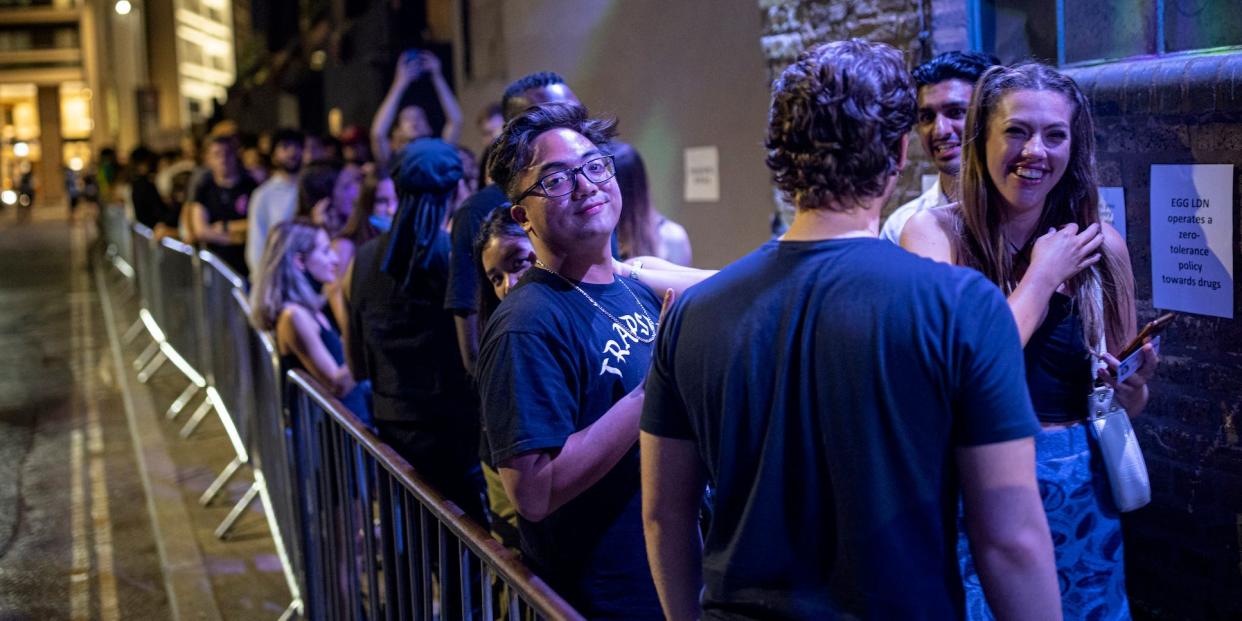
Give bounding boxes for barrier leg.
[276,600,299,621]
[214,479,260,539]
[199,456,242,506]
[122,317,145,345]
[165,383,201,420]
[137,350,167,383]
[179,395,215,438]
[132,340,159,370]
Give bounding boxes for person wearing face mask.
[880,51,999,244]
[246,128,305,275]
[250,218,370,419]
[333,166,398,271]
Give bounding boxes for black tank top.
[280,318,345,375]
[348,232,477,426]
[1024,292,1091,423]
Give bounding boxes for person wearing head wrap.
[345,139,486,535]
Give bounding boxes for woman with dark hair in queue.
[611,142,693,265]
[902,63,1159,621]
[250,218,371,421]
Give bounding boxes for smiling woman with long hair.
[903,63,1160,620]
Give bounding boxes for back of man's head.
[501,72,579,121]
[912,51,1000,88]
[488,102,617,200]
[766,39,916,211]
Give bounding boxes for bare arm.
[641,432,705,621]
[278,306,356,398]
[958,438,1061,621]
[453,314,479,375]
[499,384,645,522]
[188,203,232,245]
[658,219,693,266]
[421,52,463,144]
[899,208,956,264]
[371,53,419,168]
[614,257,716,297]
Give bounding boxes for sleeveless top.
[279,319,345,373]
[348,231,478,427]
[1024,292,1092,423]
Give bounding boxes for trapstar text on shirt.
[599,313,656,378]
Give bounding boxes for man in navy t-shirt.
[640,40,1061,621]
[475,102,664,619]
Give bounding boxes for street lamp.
[12,142,28,158]
[115,0,132,15]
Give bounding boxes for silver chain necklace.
[534,259,659,344]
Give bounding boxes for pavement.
[0,206,289,620]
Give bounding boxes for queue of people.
[108,39,1163,620]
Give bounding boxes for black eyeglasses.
[514,155,616,201]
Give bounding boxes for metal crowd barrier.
[98,213,584,620]
[286,370,583,621]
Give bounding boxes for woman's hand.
[1027,223,1103,290]
[1096,341,1159,416]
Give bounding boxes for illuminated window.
[971,0,1242,66]
[59,82,92,140]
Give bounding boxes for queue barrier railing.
[287,370,584,621]
[99,214,584,620]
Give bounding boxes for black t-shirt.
[445,184,508,315]
[348,231,477,428]
[193,173,256,277]
[193,173,256,225]
[477,268,662,620]
[641,238,1040,620]
[131,175,178,228]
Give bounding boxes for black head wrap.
[381,139,463,291]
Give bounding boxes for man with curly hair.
[639,39,1060,620]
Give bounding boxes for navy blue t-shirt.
[641,237,1039,620]
[477,267,663,620]
[445,184,508,315]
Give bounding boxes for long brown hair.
[612,143,660,259]
[338,166,389,247]
[250,219,326,331]
[956,63,1132,350]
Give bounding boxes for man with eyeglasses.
[475,102,665,619]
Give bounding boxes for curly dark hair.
[912,51,1000,88]
[487,102,618,201]
[501,72,568,120]
[765,39,916,211]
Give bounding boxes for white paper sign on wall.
[1150,164,1234,319]
[1098,186,1126,242]
[683,146,720,203]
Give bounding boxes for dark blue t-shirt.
[477,267,663,620]
[641,237,1039,620]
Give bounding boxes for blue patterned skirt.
[957,423,1131,620]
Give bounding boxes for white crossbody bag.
[1087,280,1151,512]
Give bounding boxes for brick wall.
[1069,54,1242,620]
[757,0,932,218]
[758,2,1242,618]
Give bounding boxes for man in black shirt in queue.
[475,102,665,619]
[640,40,1061,620]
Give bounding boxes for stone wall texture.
[759,2,1242,619]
